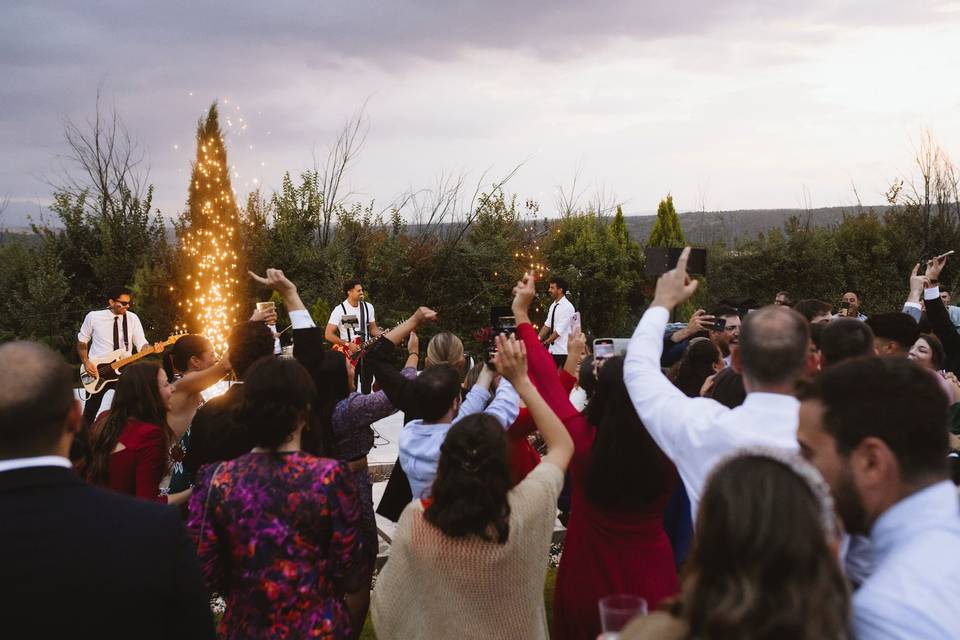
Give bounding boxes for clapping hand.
[407,330,420,354]
[652,247,700,311]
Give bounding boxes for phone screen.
[594,339,615,360]
[570,312,581,334]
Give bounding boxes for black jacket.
[0,465,215,639]
[184,384,250,476]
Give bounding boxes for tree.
[178,103,241,352]
[647,194,686,248]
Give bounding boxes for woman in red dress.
[511,272,679,640]
[86,362,174,502]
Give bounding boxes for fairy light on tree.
[178,102,241,353]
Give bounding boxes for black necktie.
[113,316,120,350]
[549,301,558,332]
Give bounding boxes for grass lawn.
[359,566,558,639]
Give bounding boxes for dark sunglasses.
[114,300,131,307]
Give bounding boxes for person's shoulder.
[510,462,565,508]
[125,310,143,321]
[81,480,181,528]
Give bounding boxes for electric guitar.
[331,332,382,365]
[79,332,186,395]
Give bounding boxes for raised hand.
[907,263,928,303]
[249,306,278,324]
[566,326,587,359]
[511,271,536,322]
[924,251,951,282]
[248,268,297,295]
[493,334,529,385]
[407,330,419,354]
[413,307,438,325]
[652,247,700,311]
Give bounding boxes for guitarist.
[77,286,164,426]
[325,278,380,393]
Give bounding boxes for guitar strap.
[359,300,368,340]
[341,303,353,342]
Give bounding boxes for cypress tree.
[647,194,686,247]
[179,103,241,352]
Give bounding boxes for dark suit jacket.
[184,384,250,476]
[0,465,215,639]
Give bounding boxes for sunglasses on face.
[114,300,131,307]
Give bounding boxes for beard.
[834,466,870,535]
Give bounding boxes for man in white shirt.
[325,278,380,393]
[623,247,811,520]
[797,356,960,639]
[538,276,576,368]
[77,285,159,426]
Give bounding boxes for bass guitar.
[79,332,186,395]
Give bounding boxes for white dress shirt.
[853,481,960,639]
[0,455,72,474]
[77,309,148,359]
[624,306,799,520]
[545,296,575,356]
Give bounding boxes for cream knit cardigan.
[371,463,564,639]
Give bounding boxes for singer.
[325,278,381,393]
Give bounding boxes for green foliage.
[647,194,686,248]
[544,206,644,336]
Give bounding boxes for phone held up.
[593,338,615,362]
[570,312,581,335]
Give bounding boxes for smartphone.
[840,301,850,311]
[644,247,708,277]
[570,312,581,335]
[712,317,727,332]
[593,338,615,361]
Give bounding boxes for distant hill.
[625,205,889,246]
[3,204,889,248]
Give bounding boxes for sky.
[2,1,960,228]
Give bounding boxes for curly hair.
[425,414,512,543]
[678,454,851,640]
[235,356,317,450]
[228,321,274,378]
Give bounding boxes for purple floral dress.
[331,366,415,565]
[187,452,364,640]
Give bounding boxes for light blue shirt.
[853,481,960,639]
[399,377,520,500]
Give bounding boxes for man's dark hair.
[105,285,132,302]
[549,277,569,294]
[820,318,875,368]
[797,357,949,482]
[793,299,832,323]
[342,278,362,296]
[738,306,810,385]
[707,367,747,409]
[865,313,919,352]
[711,305,740,320]
[414,364,462,422]
[843,290,862,302]
[228,321,275,378]
[0,342,75,458]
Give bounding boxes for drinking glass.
[598,594,647,639]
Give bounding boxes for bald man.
[0,341,214,640]
[624,248,813,519]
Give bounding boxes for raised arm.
[624,248,728,456]
[923,255,960,370]
[249,268,306,313]
[172,357,230,396]
[495,334,573,471]
[512,272,579,422]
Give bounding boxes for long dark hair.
[236,356,317,450]
[302,351,349,457]
[87,363,172,485]
[584,356,667,510]
[425,414,512,544]
[162,334,211,381]
[678,454,851,639]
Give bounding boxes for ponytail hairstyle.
[235,356,317,450]
[87,363,172,485]
[162,334,212,382]
[425,414,512,543]
[426,332,465,371]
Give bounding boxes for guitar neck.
[110,339,172,370]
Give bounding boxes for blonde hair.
[426,332,465,370]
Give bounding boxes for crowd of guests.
[2,255,960,640]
